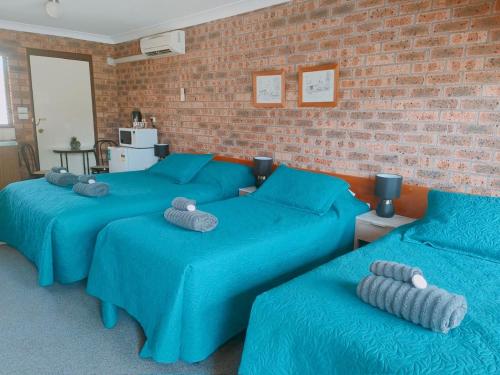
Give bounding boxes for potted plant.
[70,136,81,151]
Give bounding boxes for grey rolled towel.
[45,171,79,187]
[171,197,196,211]
[51,166,68,173]
[164,208,218,232]
[73,182,109,197]
[78,175,97,184]
[370,260,427,288]
[357,275,467,333]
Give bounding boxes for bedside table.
[239,186,256,196]
[354,210,416,249]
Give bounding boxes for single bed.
[0,155,254,286]
[239,190,500,375]
[86,166,369,364]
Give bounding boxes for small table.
[53,148,94,175]
[354,210,416,249]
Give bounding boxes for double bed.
[86,166,369,363]
[0,155,254,286]
[239,190,500,374]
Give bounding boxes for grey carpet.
[0,245,243,375]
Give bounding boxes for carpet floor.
[0,245,243,375]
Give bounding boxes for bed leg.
[101,301,118,329]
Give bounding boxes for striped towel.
[370,260,427,287]
[164,208,218,232]
[73,182,109,197]
[357,275,467,333]
[45,171,78,187]
[171,197,196,211]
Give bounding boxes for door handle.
[34,118,46,127]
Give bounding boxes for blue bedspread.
[86,195,368,363]
[239,226,500,375]
[0,171,223,286]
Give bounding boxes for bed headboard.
[214,155,429,218]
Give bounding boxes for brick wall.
[0,29,118,149]
[114,0,500,196]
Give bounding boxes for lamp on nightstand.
[253,156,273,187]
[375,173,402,218]
[154,144,169,160]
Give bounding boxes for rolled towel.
[171,197,196,212]
[357,275,467,333]
[164,208,218,232]
[370,260,427,289]
[51,166,68,173]
[73,182,109,197]
[45,171,79,187]
[78,175,97,184]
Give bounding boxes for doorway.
[27,49,97,175]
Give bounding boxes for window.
[0,56,11,126]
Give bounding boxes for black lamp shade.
[375,174,402,199]
[154,144,169,159]
[253,156,273,177]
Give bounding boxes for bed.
[0,154,254,286]
[86,165,369,364]
[239,190,500,375]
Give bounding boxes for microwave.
[119,128,158,148]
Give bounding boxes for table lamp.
[375,173,402,218]
[253,156,273,187]
[154,144,169,160]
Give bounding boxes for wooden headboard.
[214,155,429,218]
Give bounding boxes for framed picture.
[298,63,339,107]
[252,69,285,108]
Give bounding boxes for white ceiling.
[0,0,289,44]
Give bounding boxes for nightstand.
[354,210,416,249]
[239,186,256,196]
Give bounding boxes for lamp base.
[376,199,395,218]
[256,175,267,187]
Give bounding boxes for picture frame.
[298,63,339,107]
[252,69,285,108]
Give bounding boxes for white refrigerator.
[109,146,158,172]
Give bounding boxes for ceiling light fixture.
[45,0,62,18]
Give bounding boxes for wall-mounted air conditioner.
[140,30,185,56]
[107,30,185,65]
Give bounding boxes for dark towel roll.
[78,175,97,184]
[45,171,78,187]
[357,275,467,333]
[164,208,218,232]
[73,182,109,197]
[171,197,196,211]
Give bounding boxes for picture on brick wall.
[298,63,339,107]
[252,69,285,108]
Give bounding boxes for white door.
[30,55,96,175]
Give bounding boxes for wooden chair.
[19,143,47,179]
[91,139,117,174]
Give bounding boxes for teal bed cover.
[239,225,500,375]
[86,194,368,364]
[0,171,230,286]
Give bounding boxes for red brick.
[453,3,492,18]
[417,10,449,23]
[467,44,500,56]
[431,47,464,59]
[471,16,500,30]
[434,20,469,33]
